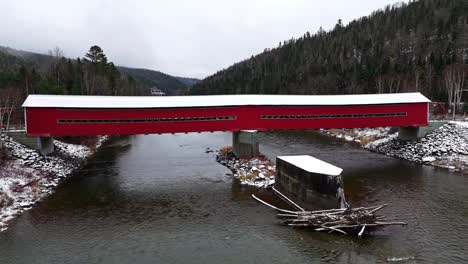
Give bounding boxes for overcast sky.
[0,0,406,79]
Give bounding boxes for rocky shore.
[319,127,393,145]
[215,147,276,188]
[0,135,108,232]
[321,121,468,173]
[365,122,468,172]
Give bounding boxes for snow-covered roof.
[22,93,430,109]
[277,155,343,176]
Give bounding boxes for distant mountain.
[0,46,195,96]
[175,76,199,87]
[190,0,468,103]
[117,67,194,95]
[0,46,56,71]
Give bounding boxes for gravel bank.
[365,122,468,172]
[0,135,108,232]
[321,122,468,173]
[215,147,276,188]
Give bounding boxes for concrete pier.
[36,136,54,155]
[398,126,420,141]
[399,121,448,141]
[232,130,259,159]
[274,155,346,209]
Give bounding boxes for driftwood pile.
[253,188,407,237]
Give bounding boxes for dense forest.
[190,0,468,109]
[0,45,196,99]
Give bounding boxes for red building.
[22,93,430,137]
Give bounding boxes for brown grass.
[239,173,257,181]
[360,136,377,146]
[219,146,233,154]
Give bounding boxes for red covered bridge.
[22,93,430,155]
[23,93,429,136]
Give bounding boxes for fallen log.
[252,194,406,237]
[272,187,305,212]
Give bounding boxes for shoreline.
[319,121,468,173]
[215,147,276,188]
[0,135,108,232]
[215,121,468,190]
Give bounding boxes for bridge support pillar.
[398,126,420,141]
[232,130,259,159]
[37,136,54,155]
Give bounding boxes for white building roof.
[277,155,343,176]
[22,93,430,109]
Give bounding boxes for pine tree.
[83,45,108,65]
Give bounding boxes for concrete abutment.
[398,121,448,141]
[232,130,259,159]
[36,137,54,155]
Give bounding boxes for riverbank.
[0,135,108,232]
[320,121,468,172]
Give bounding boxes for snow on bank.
[0,135,108,232]
[320,122,468,172]
[215,147,275,188]
[320,127,392,144]
[365,122,468,171]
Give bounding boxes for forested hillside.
[118,67,194,96]
[0,46,193,98]
[190,0,468,106]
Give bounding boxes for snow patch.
[0,135,109,232]
[216,148,275,189]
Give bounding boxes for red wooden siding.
[24,103,428,137]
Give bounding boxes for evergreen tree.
[83,45,108,65]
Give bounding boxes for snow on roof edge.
[277,155,343,176]
[22,93,431,108]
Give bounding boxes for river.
[1,131,467,263]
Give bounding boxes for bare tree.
[48,46,65,87]
[388,75,401,93]
[0,93,15,149]
[375,76,385,94]
[414,67,423,92]
[444,64,466,119]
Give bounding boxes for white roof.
[22,93,430,108]
[277,155,343,176]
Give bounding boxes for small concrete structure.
[232,130,259,159]
[274,155,346,209]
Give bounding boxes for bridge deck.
[22,93,430,137]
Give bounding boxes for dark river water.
[1,131,468,264]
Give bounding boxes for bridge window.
[58,116,237,124]
[260,112,407,120]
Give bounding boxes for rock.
[422,157,436,162]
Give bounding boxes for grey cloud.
[0,0,406,79]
